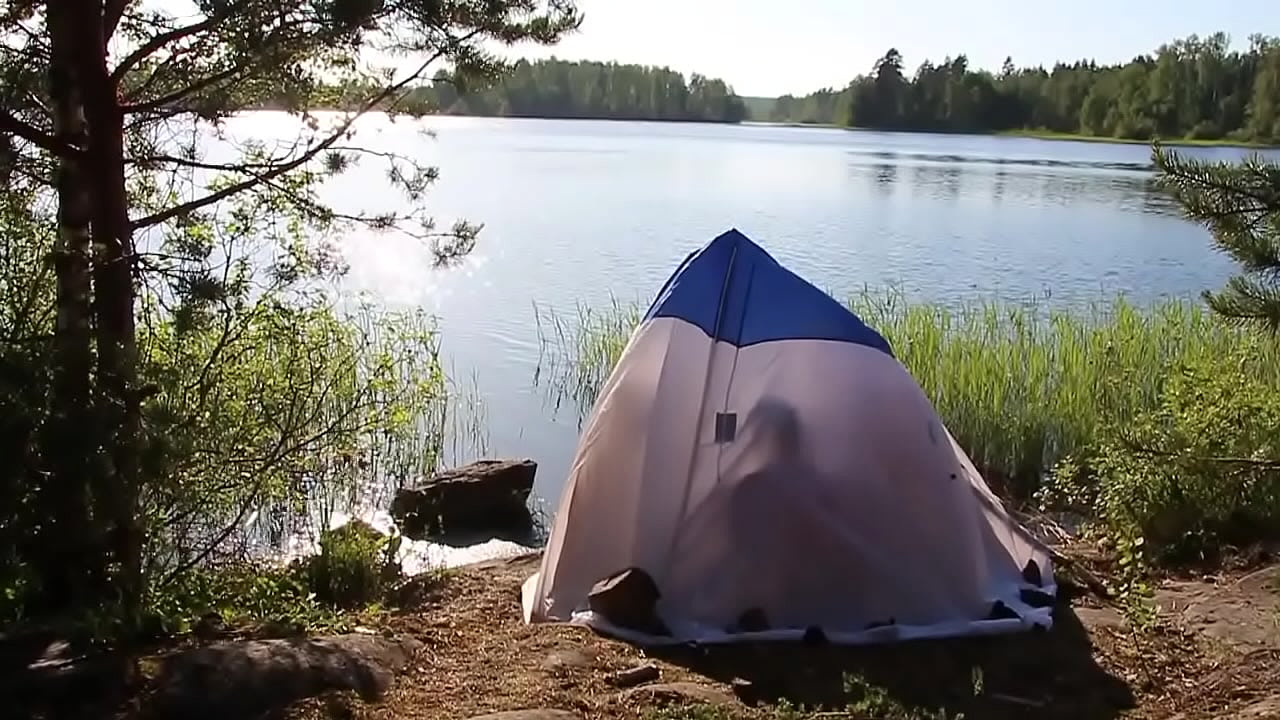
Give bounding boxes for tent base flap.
[563,607,1054,647]
[523,573,1057,647]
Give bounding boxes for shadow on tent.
[647,602,1134,720]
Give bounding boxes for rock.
[587,567,669,635]
[1074,606,1126,631]
[148,633,422,720]
[607,663,660,687]
[1156,565,1280,651]
[1233,694,1280,719]
[1,633,140,715]
[731,678,763,705]
[619,682,738,707]
[541,648,594,672]
[468,707,583,712]
[391,459,537,540]
[192,612,227,641]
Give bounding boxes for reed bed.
[535,288,1280,499]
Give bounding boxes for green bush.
[146,561,333,636]
[144,521,406,635]
[1044,349,1280,561]
[0,183,462,630]
[306,521,402,610]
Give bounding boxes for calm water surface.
[217,114,1279,514]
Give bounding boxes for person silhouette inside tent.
[663,396,857,634]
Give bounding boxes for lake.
[216,113,1278,531]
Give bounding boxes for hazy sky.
[507,0,1279,96]
[144,0,1278,97]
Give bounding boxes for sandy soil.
[285,553,1280,720]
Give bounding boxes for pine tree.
[1153,145,1280,330]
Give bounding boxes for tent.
[521,228,1056,645]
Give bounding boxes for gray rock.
[468,707,583,712]
[390,459,537,540]
[1156,565,1280,651]
[607,663,660,687]
[541,648,594,671]
[148,633,422,719]
[619,681,738,707]
[2,633,139,715]
[1233,695,1280,719]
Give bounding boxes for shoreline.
[243,108,1279,149]
[994,128,1279,149]
[748,120,1278,149]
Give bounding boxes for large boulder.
[390,459,538,541]
[147,633,422,720]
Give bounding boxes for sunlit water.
[208,113,1278,566]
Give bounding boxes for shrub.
[306,520,402,610]
[1044,348,1280,561]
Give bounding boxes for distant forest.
[765,33,1280,143]
[271,33,1280,143]
[405,58,748,123]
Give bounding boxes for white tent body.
[521,229,1056,645]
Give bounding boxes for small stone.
[607,664,659,687]
[541,648,594,672]
[587,567,669,635]
[730,678,762,705]
[1232,695,1280,720]
[619,682,738,707]
[192,613,226,641]
[468,707,583,712]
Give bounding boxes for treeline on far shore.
[258,58,749,124]
[249,32,1280,145]
[761,33,1280,144]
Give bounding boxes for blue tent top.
[642,229,894,355]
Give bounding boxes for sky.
[504,0,1280,97]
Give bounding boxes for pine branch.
[1154,144,1280,292]
[0,107,80,158]
[111,12,228,82]
[121,64,247,115]
[1202,276,1280,332]
[1119,435,1280,471]
[129,35,474,231]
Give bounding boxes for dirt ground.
[286,552,1280,720]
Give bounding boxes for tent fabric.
[521,229,1056,646]
[643,230,894,353]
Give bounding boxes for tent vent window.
[714,413,738,443]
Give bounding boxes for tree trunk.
[41,0,102,610]
[72,0,145,620]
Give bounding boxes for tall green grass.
[534,288,1280,500]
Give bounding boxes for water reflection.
[846,147,1154,173]
[847,149,1181,217]
[874,163,897,188]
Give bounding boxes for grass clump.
[535,288,1280,572]
[846,289,1274,497]
[304,520,402,610]
[145,520,408,638]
